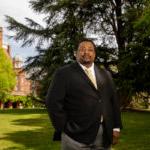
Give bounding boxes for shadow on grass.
[2,114,60,150]
[12,117,48,127]
[2,129,60,150]
[2,147,23,150]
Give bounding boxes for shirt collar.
[78,62,94,72]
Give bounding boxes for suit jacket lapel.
[73,62,97,91]
[94,65,105,91]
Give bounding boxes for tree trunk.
[115,0,125,53]
[0,101,4,109]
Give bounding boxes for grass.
[0,109,60,150]
[114,110,150,150]
[0,109,150,150]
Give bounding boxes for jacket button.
[99,100,102,103]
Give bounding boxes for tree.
[0,48,16,101]
[127,0,150,108]
[5,0,150,107]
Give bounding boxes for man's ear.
[74,51,77,57]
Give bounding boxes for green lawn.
[0,109,150,150]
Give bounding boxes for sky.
[0,0,43,61]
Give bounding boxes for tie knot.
[84,68,92,74]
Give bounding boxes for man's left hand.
[112,131,120,145]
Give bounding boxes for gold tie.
[85,68,102,122]
[84,68,97,89]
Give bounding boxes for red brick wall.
[12,68,32,96]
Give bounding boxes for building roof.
[13,55,23,62]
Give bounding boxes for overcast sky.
[0,0,43,61]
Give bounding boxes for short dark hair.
[77,38,96,51]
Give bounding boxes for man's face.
[76,41,96,66]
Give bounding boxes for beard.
[79,56,94,65]
[81,59,91,65]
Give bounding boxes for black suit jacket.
[46,62,122,147]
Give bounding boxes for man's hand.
[112,131,120,145]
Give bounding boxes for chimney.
[0,27,2,47]
[7,45,11,56]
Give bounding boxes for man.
[46,39,122,150]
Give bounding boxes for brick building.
[0,27,37,96]
[12,55,33,96]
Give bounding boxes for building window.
[16,76,20,91]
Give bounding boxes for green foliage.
[134,0,150,38]
[0,48,16,101]
[117,42,150,107]
[5,0,150,107]
[131,92,150,109]
[6,95,33,107]
[4,94,44,108]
